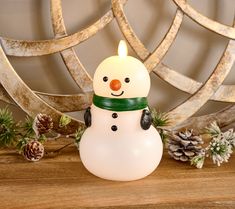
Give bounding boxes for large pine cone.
[23,140,44,162]
[168,130,203,162]
[33,113,53,136]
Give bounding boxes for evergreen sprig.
[151,109,169,144]
[151,109,169,127]
[59,115,71,128]
[15,116,37,151]
[190,152,205,169]
[205,121,221,137]
[206,135,233,166]
[0,107,16,146]
[0,107,14,127]
[190,121,234,168]
[0,108,86,160]
[74,126,86,148]
[22,116,35,137]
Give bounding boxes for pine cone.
[168,130,203,162]
[23,140,44,161]
[33,113,53,136]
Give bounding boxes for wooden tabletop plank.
[0,140,234,209]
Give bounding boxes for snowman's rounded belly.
[80,124,163,181]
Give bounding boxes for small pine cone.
[33,113,53,135]
[168,129,203,162]
[23,140,44,162]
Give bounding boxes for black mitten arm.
[140,109,152,130]
[84,107,92,127]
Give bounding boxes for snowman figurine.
[79,40,163,181]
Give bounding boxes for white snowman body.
[80,49,163,181]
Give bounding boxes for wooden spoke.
[112,0,150,60]
[173,0,235,40]
[0,85,16,105]
[0,0,128,57]
[154,63,235,103]
[170,105,235,133]
[36,91,92,112]
[144,10,184,71]
[0,45,85,134]
[0,84,92,112]
[50,0,93,92]
[167,39,235,126]
[112,0,183,65]
[0,17,110,56]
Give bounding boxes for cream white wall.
[0,0,234,121]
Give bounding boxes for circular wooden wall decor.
[0,0,234,134]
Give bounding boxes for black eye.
[124,77,130,83]
[103,76,108,82]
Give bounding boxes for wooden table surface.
[0,139,235,209]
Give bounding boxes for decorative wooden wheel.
[0,0,234,134]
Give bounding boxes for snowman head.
[93,41,150,99]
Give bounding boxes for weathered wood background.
[0,0,234,133]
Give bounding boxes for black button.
[111,125,118,131]
[112,113,118,118]
[103,76,108,82]
[124,77,130,83]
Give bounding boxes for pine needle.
[74,127,86,148]
[0,107,16,146]
[151,109,169,144]
[151,109,169,128]
[0,107,14,127]
[59,115,71,128]
[22,116,35,137]
[205,121,221,137]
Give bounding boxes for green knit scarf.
[93,94,148,112]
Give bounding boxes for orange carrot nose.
[110,79,121,91]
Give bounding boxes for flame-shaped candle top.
[118,40,128,58]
